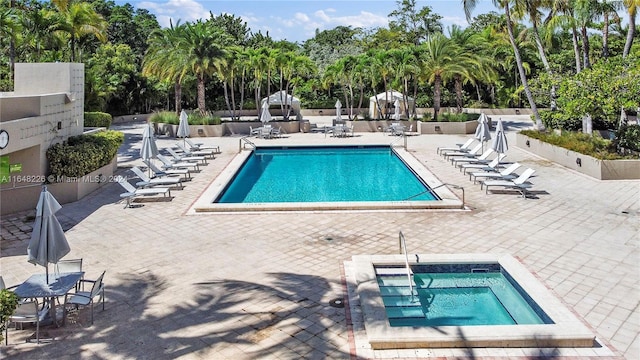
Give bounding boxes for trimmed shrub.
[47,130,124,179]
[519,130,633,159]
[614,124,640,152]
[0,289,19,344]
[84,112,112,128]
[149,111,179,125]
[425,112,479,122]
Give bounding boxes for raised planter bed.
[418,120,479,135]
[154,121,299,137]
[516,133,640,180]
[48,157,118,203]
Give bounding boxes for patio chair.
[259,126,272,139]
[482,168,536,197]
[459,154,507,173]
[185,138,220,153]
[165,147,207,165]
[143,160,191,179]
[175,142,216,159]
[130,166,183,189]
[271,126,282,138]
[470,162,521,184]
[5,299,50,344]
[437,138,475,155]
[157,154,200,172]
[64,271,105,325]
[450,148,494,166]
[115,176,171,208]
[332,125,346,138]
[55,258,83,291]
[442,143,483,160]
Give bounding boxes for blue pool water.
[377,267,549,327]
[217,146,438,203]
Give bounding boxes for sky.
[117,0,501,43]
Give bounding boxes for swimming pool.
[194,145,463,212]
[352,254,596,349]
[378,267,550,327]
[218,146,436,203]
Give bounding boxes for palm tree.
[0,6,20,80]
[550,0,583,73]
[180,20,228,112]
[447,26,496,113]
[464,0,544,130]
[143,22,188,114]
[419,34,467,121]
[512,0,559,110]
[50,0,107,62]
[388,47,419,117]
[247,48,267,120]
[574,0,599,69]
[623,0,639,57]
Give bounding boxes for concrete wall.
[0,63,85,215]
[516,133,640,180]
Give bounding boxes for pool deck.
[1,115,638,359]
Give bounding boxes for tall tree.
[623,0,639,57]
[50,0,107,61]
[419,34,467,120]
[180,20,229,112]
[388,0,443,45]
[464,0,544,130]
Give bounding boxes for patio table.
[13,272,84,326]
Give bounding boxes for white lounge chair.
[482,168,536,197]
[459,154,506,173]
[442,143,483,160]
[470,162,521,183]
[166,147,207,164]
[437,138,475,155]
[451,148,494,166]
[185,138,220,153]
[130,166,183,189]
[115,176,171,208]
[157,154,200,172]
[143,160,191,179]
[175,142,216,158]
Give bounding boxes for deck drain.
[329,298,344,308]
[324,236,333,241]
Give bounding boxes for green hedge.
[149,111,179,125]
[519,129,632,160]
[46,130,124,179]
[84,112,112,128]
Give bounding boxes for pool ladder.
[398,231,416,303]
[239,136,256,152]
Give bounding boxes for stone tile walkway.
[1,117,638,359]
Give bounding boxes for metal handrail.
[398,231,415,303]
[431,183,465,209]
[239,136,256,152]
[388,133,407,150]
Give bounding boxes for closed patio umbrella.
[27,186,71,282]
[618,107,628,129]
[335,99,342,122]
[491,118,508,166]
[393,99,401,121]
[177,110,190,145]
[475,113,491,152]
[140,122,159,177]
[260,102,272,124]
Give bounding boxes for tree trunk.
[602,12,610,58]
[230,77,237,120]
[581,25,591,69]
[197,74,206,113]
[572,25,582,73]
[433,75,442,121]
[223,82,232,119]
[174,81,182,114]
[504,3,543,130]
[623,11,636,58]
[531,22,556,110]
[454,75,463,114]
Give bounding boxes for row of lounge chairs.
[438,139,536,198]
[116,138,221,208]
